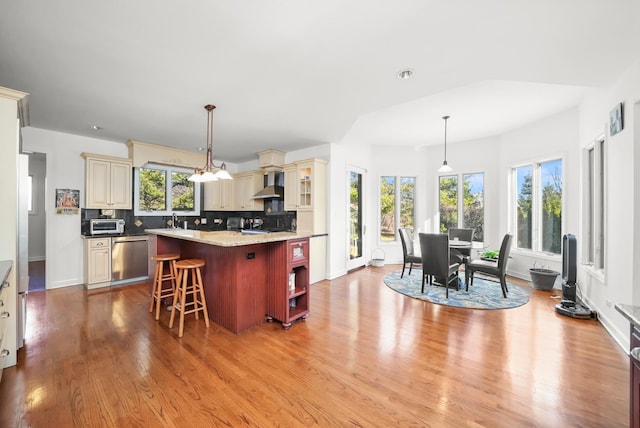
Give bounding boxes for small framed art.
[55,188,79,214]
[609,102,623,136]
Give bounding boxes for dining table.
[413,239,484,257]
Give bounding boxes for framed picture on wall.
[55,188,79,214]
[609,102,623,136]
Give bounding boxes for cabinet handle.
[1,312,9,319]
[96,242,103,246]
[631,347,640,362]
[0,349,9,358]
[0,299,3,307]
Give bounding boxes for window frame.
[510,155,564,256]
[378,175,416,243]
[133,163,201,216]
[438,171,485,243]
[582,135,606,273]
[27,175,37,215]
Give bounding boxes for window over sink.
[133,164,201,216]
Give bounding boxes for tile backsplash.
[81,209,297,235]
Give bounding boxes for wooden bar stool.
[169,259,210,337]
[149,253,180,321]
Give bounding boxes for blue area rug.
[383,270,530,310]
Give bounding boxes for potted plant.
[529,263,560,290]
[480,249,499,261]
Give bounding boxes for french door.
[346,166,366,270]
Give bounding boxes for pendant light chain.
[438,115,452,173]
[188,104,232,182]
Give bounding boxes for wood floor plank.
[0,264,629,427]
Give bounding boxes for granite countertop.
[615,304,640,328]
[0,260,13,286]
[81,232,149,239]
[145,228,311,247]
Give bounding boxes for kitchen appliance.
[90,218,125,235]
[227,217,242,230]
[252,171,284,199]
[111,235,149,285]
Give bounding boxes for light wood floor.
[0,265,629,427]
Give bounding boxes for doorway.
[27,152,46,291]
[346,166,366,271]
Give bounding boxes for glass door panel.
[347,167,365,270]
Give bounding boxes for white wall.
[327,140,373,279]
[498,108,580,281]
[578,59,640,350]
[22,127,129,289]
[362,135,504,272]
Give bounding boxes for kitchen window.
[511,158,563,254]
[379,176,415,242]
[134,164,201,216]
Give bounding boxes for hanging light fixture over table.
[437,115,453,173]
[188,104,232,182]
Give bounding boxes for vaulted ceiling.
[1,1,638,162]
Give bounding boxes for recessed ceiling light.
[397,69,414,80]
[89,124,102,131]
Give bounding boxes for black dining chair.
[465,233,513,298]
[419,233,460,298]
[448,228,474,265]
[399,228,421,278]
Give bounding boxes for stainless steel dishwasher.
[111,235,149,285]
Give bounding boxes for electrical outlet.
[200,218,207,225]
[214,218,222,224]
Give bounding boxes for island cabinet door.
[196,244,268,334]
[232,245,268,333]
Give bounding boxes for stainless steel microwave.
[89,218,125,235]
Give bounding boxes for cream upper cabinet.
[82,153,132,209]
[234,171,264,211]
[283,164,298,211]
[203,179,233,211]
[283,159,327,212]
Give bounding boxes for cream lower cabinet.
[84,238,111,289]
[309,235,327,285]
[81,153,132,209]
[0,265,12,377]
[284,158,328,284]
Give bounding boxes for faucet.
[172,212,177,229]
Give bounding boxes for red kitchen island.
[146,229,311,334]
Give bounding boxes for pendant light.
[437,115,453,173]
[188,104,233,182]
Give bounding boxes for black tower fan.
[555,234,593,319]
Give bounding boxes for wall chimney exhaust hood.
[252,149,285,199]
[252,170,284,199]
